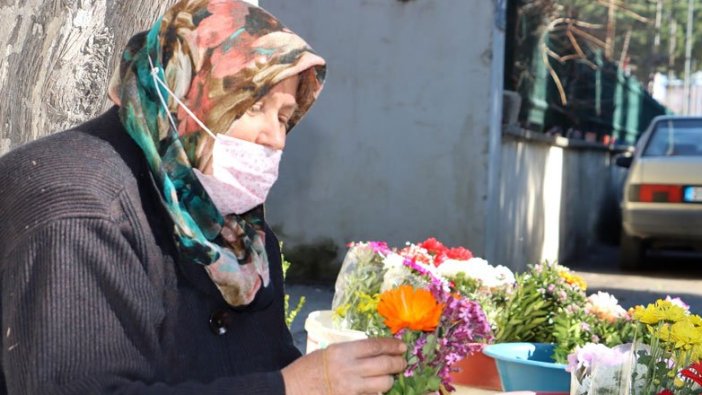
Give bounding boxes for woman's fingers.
[282,338,407,395]
[355,354,407,377]
[356,375,395,394]
[343,338,406,359]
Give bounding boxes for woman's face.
[226,74,300,150]
[198,74,300,175]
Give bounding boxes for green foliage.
[495,261,587,345]
[331,247,388,335]
[386,332,443,395]
[452,273,510,334]
[281,242,306,329]
[552,309,637,364]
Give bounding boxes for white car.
[617,116,702,269]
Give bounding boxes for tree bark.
[0,0,180,155]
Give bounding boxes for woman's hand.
[282,338,407,395]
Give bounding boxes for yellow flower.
[634,304,664,324]
[334,304,349,318]
[657,300,687,323]
[356,292,380,314]
[669,319,702,348]
[559,271,587,291]
[633,300,687,325]
[658,323,673,342]
[690,344,702,362]
[377,285,444,335]
[674,376,685,388]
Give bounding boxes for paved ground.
[286,244,702,353]
[286,284,334,352]
[566,244,702,312]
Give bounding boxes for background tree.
[0,1,181,155]
[558,0,701,85]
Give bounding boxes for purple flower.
[665,295,690,311]
[368,241,391,255]
[558,290,568,302]
[566,343,624,374]
[401,258,450,292]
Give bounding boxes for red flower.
[446,247,473,261]
[657,390,674,395]
[420,238,446,254]
[433,251,448,267]
[681,361,702,386]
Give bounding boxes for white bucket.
[304,310,367,354]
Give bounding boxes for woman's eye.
[247,102,264,114]
[279,118,290,131]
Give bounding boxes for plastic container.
[450,344,503,391]
[304,310,367,353]
[482,342,570,393]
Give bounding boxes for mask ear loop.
[148,55,218,140]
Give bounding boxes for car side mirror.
[615,154,633,168]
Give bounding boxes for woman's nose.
[256,114,286,150]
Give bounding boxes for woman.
[0,1,405,394]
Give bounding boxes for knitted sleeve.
[1,216,285,395]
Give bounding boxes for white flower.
[490,264,516,288]
[380,264,412,292]
[380,253,413,292]
[438,257,515,289]
[586,292,627,322]
[382,253,405,270]
[436,259,470,278]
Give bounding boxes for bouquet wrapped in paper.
[567,297,702,395]
[331,239,495,394]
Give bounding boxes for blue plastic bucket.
[482,343,570,392]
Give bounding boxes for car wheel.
[620,232,645,270]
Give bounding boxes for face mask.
[193,136,281,215]
[149,58,282,215]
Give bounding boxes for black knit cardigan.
[0,107,300,394]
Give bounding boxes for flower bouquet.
[331,239,493,394]
[429,241,516,390]
[494,261,589,349]
[568,297,702,394]
[553,291,636,364]
[567,343,640,394]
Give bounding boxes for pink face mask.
[193,135,282,215]
[150,62,282,215]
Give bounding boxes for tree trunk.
[0,0,180,155]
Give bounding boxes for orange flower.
[377,285,444,335]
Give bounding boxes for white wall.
[494,130,623,272]
[262,0,498,268]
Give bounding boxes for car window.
[643,119,702,157]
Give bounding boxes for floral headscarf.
[108,0,326,308]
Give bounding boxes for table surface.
[454,386,555,395]
[454,386,497,394]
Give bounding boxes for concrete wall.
[262,0,500,277]
[494,128,625,272]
